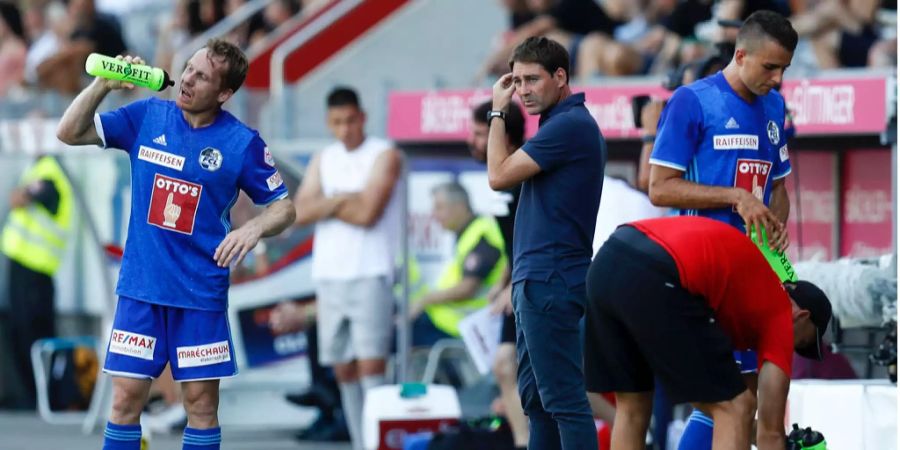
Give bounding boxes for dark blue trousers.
[513,274,597,450]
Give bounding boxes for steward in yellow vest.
[1,155,73,408]
[409,182,506,346]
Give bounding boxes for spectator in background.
[293,86,403,450]
[154,0,192,75]
[35,0,127,95]
[469,100,529,450]
[190,0,225,36]
[477,0,645,82]
[0,2,27,96]
[257,0,301,42]
[1,155,74,410]
[21,0,67,87]
[407,182,506,346]
[789,0,883,68]
[223,0,267,48]
[269,300,350,442]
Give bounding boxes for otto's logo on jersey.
[767,120,780,145]
[176,340,231,368]
[713,134,759,150]
[147,174,202,235]
[109,329,156,360]
[199,147,222,171]
[733,159,772,203]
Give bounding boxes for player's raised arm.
[57,55,143,146]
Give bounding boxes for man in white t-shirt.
[294,86,403,450]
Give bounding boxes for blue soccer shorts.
[103,296,238,381]
[734,349,758,374]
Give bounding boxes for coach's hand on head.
[492,73,515,113]
[734,188,786,249]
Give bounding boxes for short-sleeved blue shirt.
[513,93,606,288]
[650,72,791,231]
[97,98,288,311]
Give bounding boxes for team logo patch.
[109,329,157,360]
[199,147,222,172]
[264,147,275,166]
[177,340,231,368]
[138,146,184,171]
[733,158,772,206]
[266,171,283,191]
[779,145,789,163]
[147,173,202,235]
[713,134,758,150]
[767,120,780,145]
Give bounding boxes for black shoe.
[285,391,321,408]
[294,415,350,442]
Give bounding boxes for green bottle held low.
[749,225,798,283]
[786,424,827,450]
[85,53,175,91]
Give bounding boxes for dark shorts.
[583,226,746,405]
[500,310,516,343]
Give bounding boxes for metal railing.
[268,0,362,139]
[169,0,275,92]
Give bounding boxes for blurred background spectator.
[0,2,26,96]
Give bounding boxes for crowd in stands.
[477,0,897,84]
[0,0,312,117]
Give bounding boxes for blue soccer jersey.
[650,72,791,231]
[96,98,288,311]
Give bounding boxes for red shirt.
[630,216,793,375]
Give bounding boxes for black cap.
[787,281,833,361]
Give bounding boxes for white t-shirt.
[592,176,668,256]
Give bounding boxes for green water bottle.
[749,225,798,283]
[85,53,175,91]
[786,424,828,450]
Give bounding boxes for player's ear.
[555,67,567,87]
[217,88,234,104]
[734,48,747,67]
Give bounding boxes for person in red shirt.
[584,216,831,450]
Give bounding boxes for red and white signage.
[176,340,231,368]
[147,173,202,235]
[840,149,893,258]
[387,75,888,142]
[785,151,837,261]
[109,329,157,360]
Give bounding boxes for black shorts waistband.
[606,225,679,278]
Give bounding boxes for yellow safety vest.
[1,156,74,275]
[426,216,507,337]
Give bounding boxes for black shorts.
[500,310,516,343]
[583,226,746,405]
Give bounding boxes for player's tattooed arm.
[214,197,295,268]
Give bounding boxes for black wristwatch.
[487,110,507,123]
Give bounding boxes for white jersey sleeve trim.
[649,158,687,172]
[256,190,289,206]
[772,167,792,180]
[93,113,107,148]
